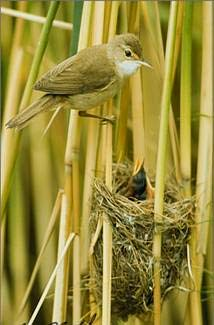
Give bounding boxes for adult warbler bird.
[6,33,151,130]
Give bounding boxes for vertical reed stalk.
[1,1,27,127]
[80,1,105,276]
[179,4,195,324]
[118,1,128,33]
[131,72,145,161]
[139,2,172,176]
[129,4,145,325]
[28,233,75,325]
[129,2,146,164]
[29,117,56,324]
[180,2,193,197]
[18,189,63,316]
[69,1,83,56]
[140,2,181,182]
[52,99,82,323]
[152,3,178,325]
[52,2,92,323]
[79,3,107,323]
[196,0,213,285]
[102,111,113,325]
[115,80,129,162]
[130,3,145,163]
[1,5,27,322]
[169,1,184,184]
[172,2,184,83]
[70,113,81,325]
[115,2,128,162]
[102,3,120,324]
[52,191,72,322]
[88,7,112,323]
[1,4,26,316]
[190,3,213,325]
[1,1,60,218]
[9,170,29,325]
[70,3,83,324]
[1,1,27,222]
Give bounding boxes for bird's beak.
[133,53,152,68]
[140,60,153,69]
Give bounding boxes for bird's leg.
[78,111,115,124]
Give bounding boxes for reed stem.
[102,4,120,324]
[29,233,75,325]
[190,3,213,325]
[102,102,113,325]
[180,2,193,197]
[52,3,92,323]
[1,7,73,30]
[1,1,27,224]
[69,3,84,324]
[152,3,178,324]
[18,189,63,316]
[80,1,105,276]
[1,1,60,218]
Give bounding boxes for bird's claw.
[101,115,116,124]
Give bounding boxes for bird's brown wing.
[34,45,117,95]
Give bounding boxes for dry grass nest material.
[89,163,195,321]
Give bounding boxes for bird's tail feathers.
[5,95,64,130]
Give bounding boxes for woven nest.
[89,163,195,321]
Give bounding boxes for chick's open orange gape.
[6,33,152,130]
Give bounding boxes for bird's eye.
[124,49,132,57]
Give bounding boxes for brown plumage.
[6,34,151,130]
[33,46,117,95]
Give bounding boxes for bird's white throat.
[117,60,142,77]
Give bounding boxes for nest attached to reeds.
[89,163,195,321]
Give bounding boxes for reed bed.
[1,1,213,325]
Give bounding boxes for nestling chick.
[125,159,155,200]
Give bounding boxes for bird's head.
[108,33,152,77]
